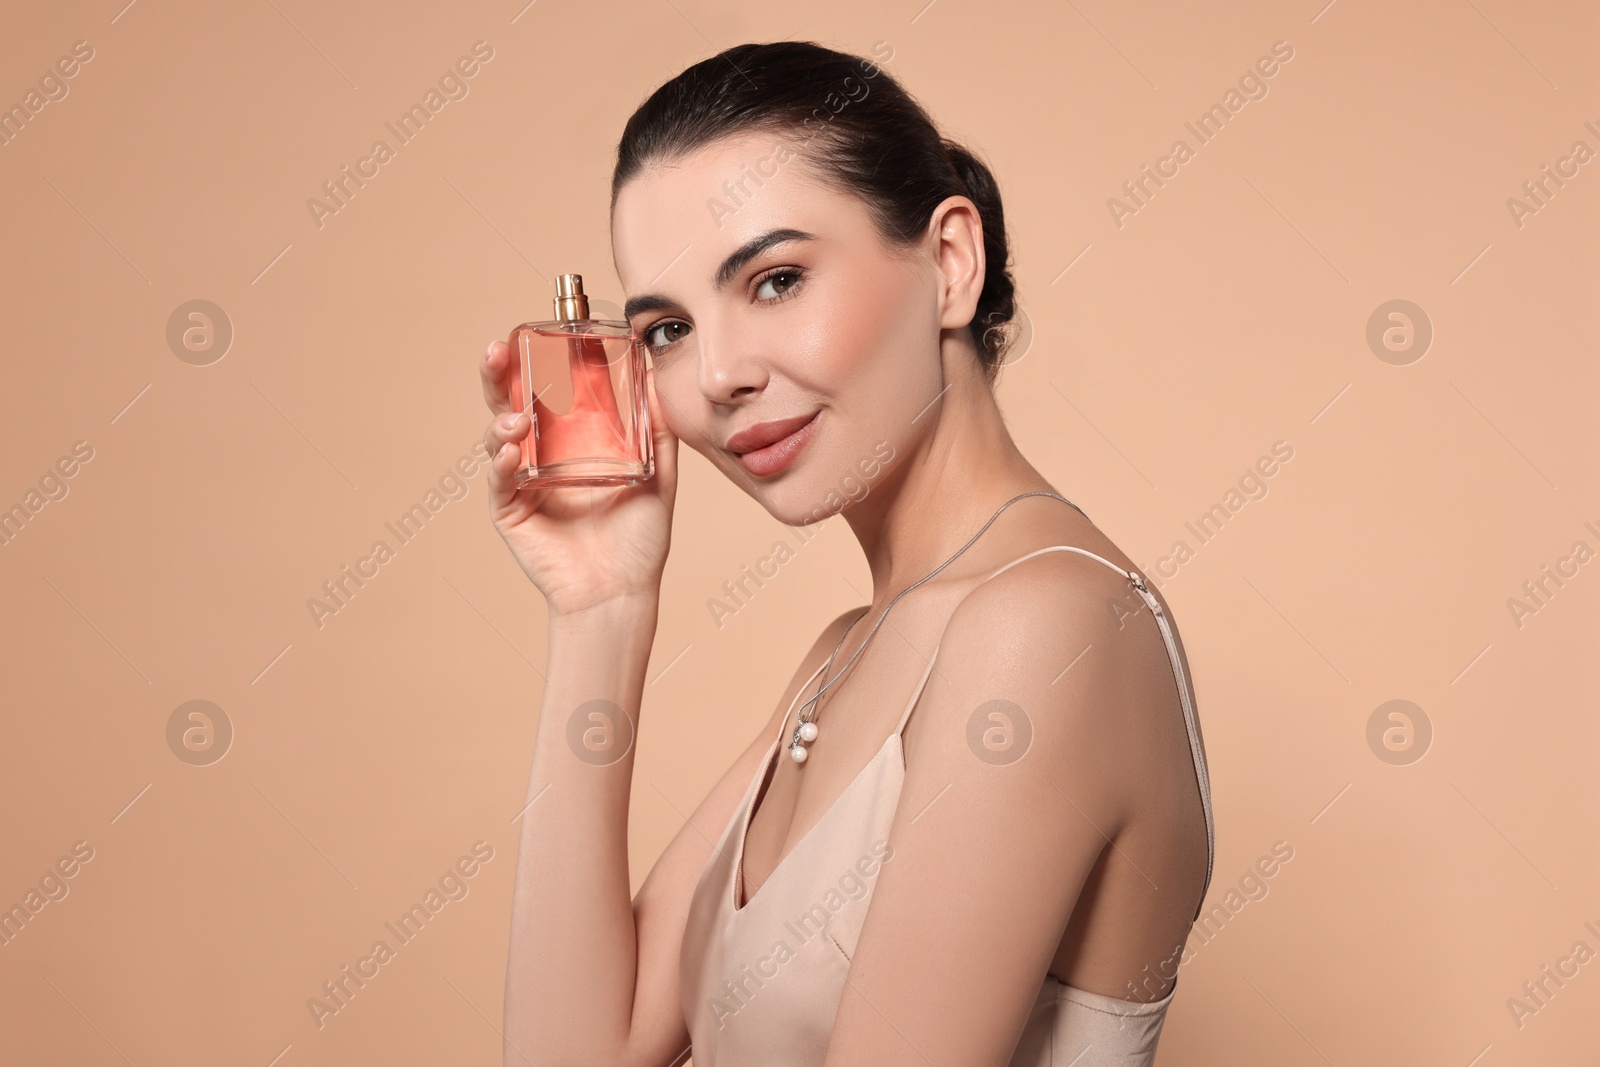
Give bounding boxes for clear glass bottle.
[506,274,653,489]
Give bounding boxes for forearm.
[502,595,659,1066]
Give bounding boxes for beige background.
[1,0,1596,1064]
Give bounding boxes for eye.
[755,267,804,302]
[642,320,691,352]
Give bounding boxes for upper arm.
[821,557,1145,1066]
[621,608,865,1067]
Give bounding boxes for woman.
[480,41,1214,1067]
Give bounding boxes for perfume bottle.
[506,274,654,489]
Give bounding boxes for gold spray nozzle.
[554,274,589,322]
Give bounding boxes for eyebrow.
[623,228,816,320]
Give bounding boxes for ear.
[926,195,985,333]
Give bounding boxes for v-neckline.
[731,729,902,915]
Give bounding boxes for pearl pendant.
[789,718,819,763]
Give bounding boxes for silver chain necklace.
[785,490,1089,764]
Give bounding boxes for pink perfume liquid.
[507,319,653,489]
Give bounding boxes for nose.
[695,315,766,404]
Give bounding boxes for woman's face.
[611,131,950,526]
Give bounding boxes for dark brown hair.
[611,41,1017,382]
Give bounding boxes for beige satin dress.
[679,545,1216,1065]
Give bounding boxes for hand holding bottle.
[479,337,679,617]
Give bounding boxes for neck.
[840,337,1057,603]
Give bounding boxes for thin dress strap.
[890,545,1216,914]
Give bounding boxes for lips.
[726,412,820,454]
[728,410,821,477]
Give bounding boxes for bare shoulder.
[944,539,1147,676]
[948,506,1196,716]
[901,539,1186,831]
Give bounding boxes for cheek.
[793,276,933,391]
[651,359,709,444]
[794,279,941,494]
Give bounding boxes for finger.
[480,339,515,416]
[484,418,526,513]
[481,409,529,464]
[645,362,678,488]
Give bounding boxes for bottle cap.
[554,274,589,322]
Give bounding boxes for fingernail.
[502,413,518,429]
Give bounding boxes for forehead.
[611,131,867,294]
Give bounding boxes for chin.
[751,464,882,529]
[735,482,832,528]
[769,496,846,528]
